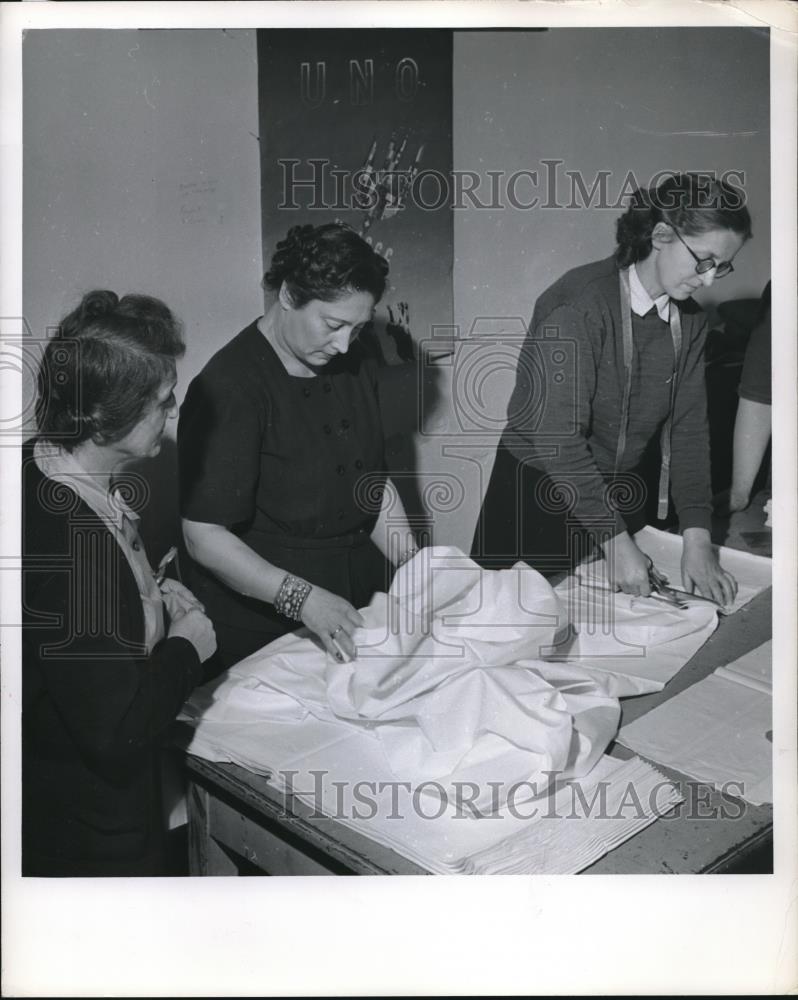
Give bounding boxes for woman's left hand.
[160,577,205,619]
[681,528,737,608]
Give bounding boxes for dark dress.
[178,322,391,668]
[22,444,203,876]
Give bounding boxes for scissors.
[644,556,722,610]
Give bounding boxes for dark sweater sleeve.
[25,567,204,781]
[506,302,626,536]
[669,317,713,532]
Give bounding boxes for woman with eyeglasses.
[472,173,750,606]
[178,223,417,670]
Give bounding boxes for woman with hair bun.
[179,222,417,669]
[23,290,216,876]
[472,173,751,605]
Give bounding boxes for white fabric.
[618,641,773,805]
[184,702,681,874]
[551,569,718,696]
[187,548,620,808]
[183,542,746,799]
[181,541,770,870]
[631,525,771,615]
[546,529,770,697]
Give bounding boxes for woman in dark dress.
[179,223,417,669]
[472,173,750,606]
[23,291,216,876]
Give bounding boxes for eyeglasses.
[671,227,735,279]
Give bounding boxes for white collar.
[33,439,139,531]
[629,263,671,322]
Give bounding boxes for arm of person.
[369,476,419,566]
[25,569,209,782]
[509,301,648,594]
[669,320,736,606]
[180,368,365,659]
[730,398,771,512]
[600,530,652,596]
[680,526,736,607]
[182,518,364,660]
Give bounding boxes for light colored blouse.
[629,261,671,322]
[34,439,165,653]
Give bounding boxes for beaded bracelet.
[274,573,312,620]
[397,544,420,567]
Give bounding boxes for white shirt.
[629,262,671,322]
[34,439,165,653]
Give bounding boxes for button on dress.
[179,322,391,667]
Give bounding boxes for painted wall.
[23,27,770,556]
[439,26,771,550]
[23,28,263,554]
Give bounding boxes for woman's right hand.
[299,587,365,663]
[602,531,652,597]
[168,607,217,663]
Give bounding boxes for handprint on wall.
[386,301,415,363]
[354,134,424,236]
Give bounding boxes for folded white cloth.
[184,707,681,875]
[452,756,683,875]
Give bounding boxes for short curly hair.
[615,173,753,268]
[262,222,389,307]
[35,290,184,450]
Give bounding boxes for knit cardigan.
[502,256,713,535]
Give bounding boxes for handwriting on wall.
[179,177,222,226]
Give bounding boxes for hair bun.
[81,290,119,321]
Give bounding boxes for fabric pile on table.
[178,542,767,872]
[185,548,621,809]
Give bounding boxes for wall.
[437,26,771,551]
[23,27,771,555]
[23,28,263,553]
[256,28,455,531]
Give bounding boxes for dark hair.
[35,290,185,450]
[615,173,753,268]
[262,222,389,307]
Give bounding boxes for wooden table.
[186,587,772,876]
